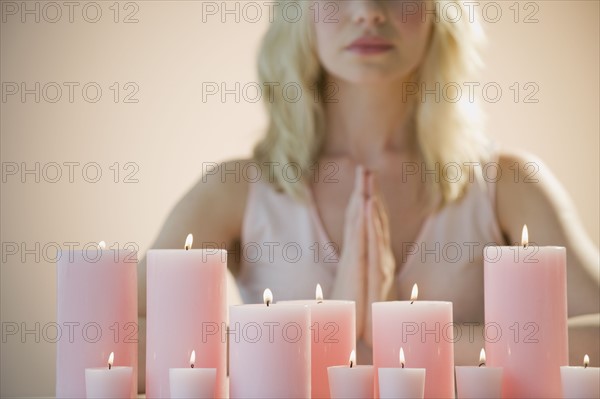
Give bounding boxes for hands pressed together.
[330,165,396,347]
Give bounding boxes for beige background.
[1,1,598,397]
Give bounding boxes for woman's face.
[312,0,434,84]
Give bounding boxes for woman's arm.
[137,159,249,392]
[495,148,600,365]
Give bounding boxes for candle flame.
[108,352,114,370]
[263,288,273,306]
[98,241,106,250]
[190,350,196,368]
[184,234,193,250]
[349,350,356,368]
[410,284,418,303]
[316,284,323,303]
[584,354,590,368]
[479,348,486,367]
[400,347,405,368]
[521,225,529,248]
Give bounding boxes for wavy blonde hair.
[252,0,491,207]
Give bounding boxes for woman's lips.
[346,44,394,54]
[346,36,394,54]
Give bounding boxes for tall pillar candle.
[229,289,311,398]
[484,226,568,398]
[56,243,137,398]
[372,284,454,398]
[278,284,355,398]
[146,235,227,398]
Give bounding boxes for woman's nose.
[350,0,386,26]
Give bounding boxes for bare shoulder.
[188,158,253,239]
[496,146,564,203]
[495,147,574,243]
[198,158,253,196]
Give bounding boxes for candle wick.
[585,363,588,369]
[410,301,414,305]
[401,363,405,369]
[191,364,194,369]
[350,361,353,368]
[479,362,485,367]
[108,363,112,370]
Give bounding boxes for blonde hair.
[252,0,491,207]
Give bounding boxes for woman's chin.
[325,63,417,87]
[339,72,411,88]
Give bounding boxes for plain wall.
[1,1,598,397]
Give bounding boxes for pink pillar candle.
[328,351,374,399]
[146,240,227,398]
[278,284,356,398]
[378,348,426,399]
[560,355,600,399]
[484,226,568,398]
[372,284,454,398]
[56,245,137,398]
[85,352,133,399]
[455,349,502,399]
[229,289,311,398]
[169,351,216,399]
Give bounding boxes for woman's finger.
[367,194,396,294]
[373,194,392,249]
[366,197,380,286]
[369,199,388,280]
[373,201,395,279]
[367,172,391,246]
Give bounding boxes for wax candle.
[328,350,374,399]
[372,284,454,398]
[278,284,356,398]
[169,350,217,399]
[484,225,568,398]
[455,348,503,399]
[146,234,227,398]
[229,288,311,398]
[56,242,137,398]
[378,347,426,399]
[560,354,600,399]
[85,352,134,399]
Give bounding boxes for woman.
[137,0,599,390]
